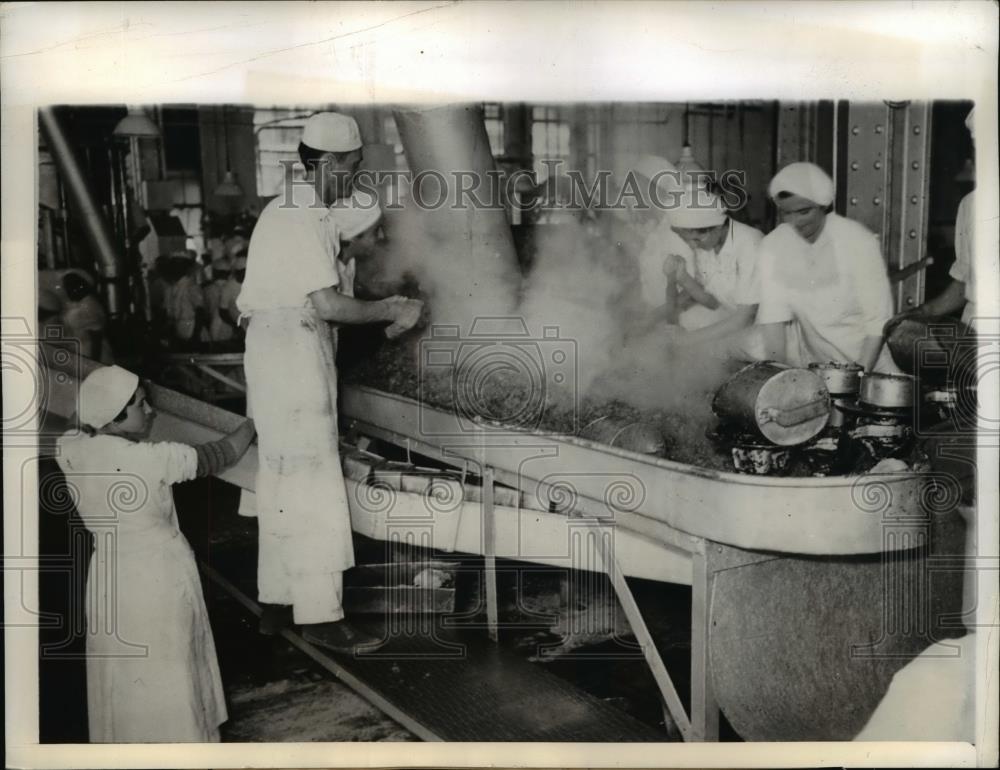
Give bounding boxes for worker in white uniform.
[755,162,896,371]
[888,107,981,332]
[236,112,422,653]
[56,365,255,742]
[661,187,763,350]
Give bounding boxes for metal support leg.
[600,537,693,741]
[483,465,499,642]
[691,542,719,741]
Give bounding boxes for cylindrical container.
[858,372,917,409]
[808,362,864,428]
[808,362,864,395]
[712,362,831,446]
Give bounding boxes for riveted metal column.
[889,103,932,311]
[843,103,893,254]
[841,102,932,312]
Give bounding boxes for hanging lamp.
[213,106,244,198]
[113,106,161,138]
[676,102,706,189]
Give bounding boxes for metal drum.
[712,362,831,446]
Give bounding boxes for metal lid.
[754,368,831,445]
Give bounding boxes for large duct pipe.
[391,104,521,323]
[38,107,124,317]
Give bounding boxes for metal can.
[712,362,831,446]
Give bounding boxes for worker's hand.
[662,254,686,279]
[385,297,424,339]
[339,257,357,294]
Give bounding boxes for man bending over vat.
[235,112,423,653]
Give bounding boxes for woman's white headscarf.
[669,188,728,229]
[79,365,139,429]
[768,162,835,207]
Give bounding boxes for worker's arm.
[194,419,256,478]
[664,255,720,311]
[674,305,757,346]
[309,286,422,332]
[919,279,968,317]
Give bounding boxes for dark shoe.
[302,621,381,654]
[258,603,294,636]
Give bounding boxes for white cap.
[79,365,139,429]
[768,162,835,207]
[301,112,363,153]
[331,191,382,240]
[669,188,728,229]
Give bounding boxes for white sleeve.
[949,194,973,284]
[287,212,341,300]
[143,441,199,485]
[754,242,793,324]
[735,230,764,306]
[852,230,894,337]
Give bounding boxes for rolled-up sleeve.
[141,441,199,485]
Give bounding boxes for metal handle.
[759,398,829,427]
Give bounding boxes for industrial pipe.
[392,104,521,321]
[38,107,124,316]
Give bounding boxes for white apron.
[243,305,355,620]
[55,434,226,742]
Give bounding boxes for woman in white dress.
[56,365,254,742]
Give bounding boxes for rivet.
[851,161,860,170]
[850,197,859,205]
[875,125,884,134]
[873,196,881,206]
[912,161,920,170]
[908,230,917,239]
[913,125,922,135]
[905,297,915,306]
[873,161,882,170]
[851,126,860,136]
[910,195,919,204]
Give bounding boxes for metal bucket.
[712,362,831,446]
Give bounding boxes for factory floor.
[40,461,731,743]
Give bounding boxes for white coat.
[236,184,356,624]
[55,433,227,742]
[756,213,897,371]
